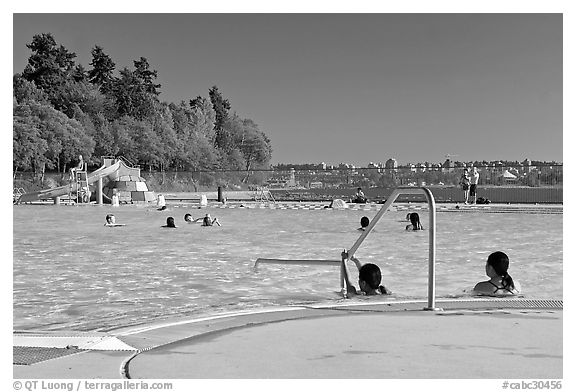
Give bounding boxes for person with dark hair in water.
[358,216,370,231]
[340,250,391,296]
[201,213,221,227]
[104,214,125,227]
[472,251,521,296]
[162,217,177,228]
[405,212,424,231]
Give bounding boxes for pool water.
[12,204,562,332]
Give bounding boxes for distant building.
[385,158,398,173]
[442,159,454,173]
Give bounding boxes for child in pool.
[201,213,221,227]
[184,213,204,223]
[162,217,177,228]
[341,250,391,296]
[406,212,424,231]
[104,214,125,227]
[472,251,521,296]
[357,216,370,231]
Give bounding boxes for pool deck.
[13,298,563,379]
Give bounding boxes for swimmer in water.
[162,216,177,228]
[357,216,370,231]
[472,251,521,296]
[406,212,424,231]
[185,213,207,224]
[104,214,125,227]
[340,250,391,296]
[201,213,221,227]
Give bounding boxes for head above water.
[184,213,192,222]
[486,251,509,276]
[358,263,382,291]
[486,251,515,291]
[105,214,115,224]
[409,212,421,227]
[360,216,370,228]
[166,217,176,227]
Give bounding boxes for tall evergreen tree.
[208,86,231,149]
[134,57,161,96]
[88,45,116,93]
[22,33,77,95]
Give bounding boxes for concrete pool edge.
[13,298,563,379]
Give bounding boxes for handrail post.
[421,187,442,311]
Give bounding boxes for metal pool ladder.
[255,187,441,311]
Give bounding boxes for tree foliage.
[13,32,273,181]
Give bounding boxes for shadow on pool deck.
[13,299,562,379]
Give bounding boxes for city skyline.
[12,13,563,166]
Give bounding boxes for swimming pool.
[12,204,562,332]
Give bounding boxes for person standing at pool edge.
[469,167,480,204]
[472,251,521,295]
[459,168,470,204]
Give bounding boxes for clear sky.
[12,12,562,166]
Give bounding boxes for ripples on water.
[13,205,562,332]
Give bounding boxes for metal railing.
[13,164,562,203]
[255,187,440,311]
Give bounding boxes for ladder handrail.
[347,187,438,310]
[255,186,439,311]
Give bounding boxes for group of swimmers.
[104,213,221,228]
[348,211,519,297]
[106,208,519,298]
[356,212,424,232]
[341,249,520,298]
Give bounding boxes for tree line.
[13,33,273,180]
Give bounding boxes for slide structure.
[17,161,123,204]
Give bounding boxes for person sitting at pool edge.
[341,250,391,296]
[358,216,370,231]
[104,214,125,227]
[201,213,221,227]
[406,212,423,231]
[352,187,367,203]
[472,251,521,296]
[162,216,177,228]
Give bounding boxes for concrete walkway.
[13,299,562,379]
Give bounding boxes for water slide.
[17,161,122,204]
